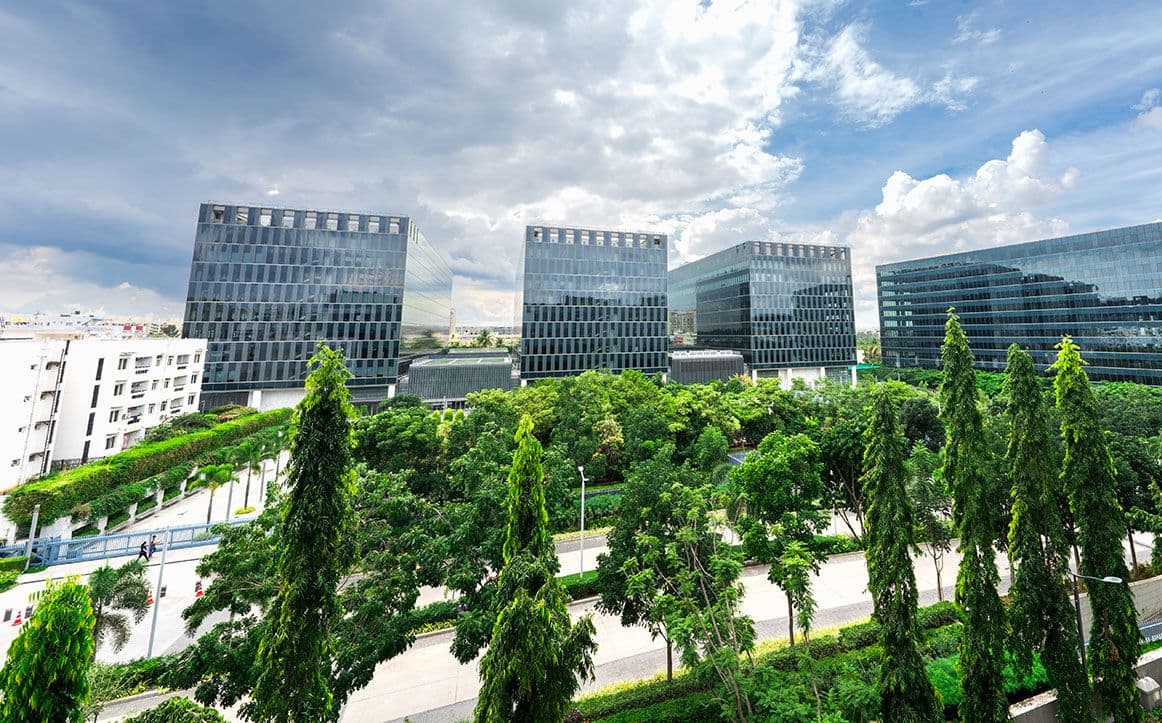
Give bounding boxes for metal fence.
[21,520,249,567]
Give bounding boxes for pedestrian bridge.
[0,519,250,567]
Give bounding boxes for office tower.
[669,240,857,385]
[182,203,452,409]
[517,225,668,379]
[877,222,1162,384]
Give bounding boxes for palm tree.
[200,464,234,523]
[89,559,150,656]
[233,439,263,510]
[473,328,493,348]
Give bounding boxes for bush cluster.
[89,657,175,703]
[0,557,27,573]
[123,697,227,722]
[4,409,291,525]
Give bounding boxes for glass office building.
[182,203,453,408]
[517,225,668,379]
[669,241,857,378]
[877,222,1162,384]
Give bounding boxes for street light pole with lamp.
[1067,570,1124,680]
[577,465,587,576]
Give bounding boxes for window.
[105,436,116,450]
[211,206,225,222]
[113,383,124,396]
[95,358,104,380]
[109,409,120,423]
[148,404,156,414]
[167,356,174,366]
[280,210,295,228]
[117,358,128,370]
[194,353,202,364]
[86,413,95,436]
[82,441,90,463]
[190,373,198,383]
[188,395,195,405]
[160,401,167,411]
[90,385,100,408]
[164,379,170,388]
[325,213,338,231]
[151,380,158,390]
[259,209,272,227]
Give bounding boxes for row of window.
[190,262,406,287]
[521,334,667,355]
[187,282,404,305]
[520,352,668,377]
[208,205,406,234]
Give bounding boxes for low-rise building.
[0,337,208,485]
[398,350,517,406]
[668,350,746,385]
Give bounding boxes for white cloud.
[842,130,1078,327]
[1133,88,1162,129]
[1132,88,1159,110]
[953,13,1001,46]
[796,23,923,126]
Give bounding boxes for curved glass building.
[877,222,1162,384]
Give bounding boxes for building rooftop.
[410,355,512,367]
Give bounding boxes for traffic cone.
[147,590,154,606]
[195,580,204,597]
[10,610,20,627]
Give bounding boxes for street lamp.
[577,466,587,576]
[1067,570,1124,680]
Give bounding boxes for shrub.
[0,557,27,573]
[234,506,256,516]
[576,673,706,720]
[89,657,175,703]
[106,511,130,530]
[596,691,719,722]
[136,497,158,514]
[560,570,600,600]
[4,409,290,525]
[814,534,863,555]
[123,697,226,722]
[162,487,182,502]
[921,623,961,659]
[0,570,18,593]
[208,404,258,421]
[917,600,959,629]
[837,620,878,650]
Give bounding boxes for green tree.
[474,415,596,722]
[474,329,495,348]
[232,438,264,510]
[247,343,355,722]
[861,387,942,722]
[199,463,234,524]
[627,481,755,721]
[1053,336,1142,722]
[690,424,729,476]
[940,311,1007,723]
[89,559,150,655]
[1004,344,1092,721]
[729,432,828,646]
[352,405,442,493]
[0,579,96,723]
[905,442,952,602]
[596,444,703,680]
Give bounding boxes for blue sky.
[0,0,1159,328]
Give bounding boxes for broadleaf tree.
[729,432,828,647]
[246,343,355,722]
[0,579,96,723]
[940,311,1008,723]
[1054,336,1142,722]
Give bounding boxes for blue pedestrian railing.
[20,519,251,567]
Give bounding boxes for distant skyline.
[1,1,1160,328]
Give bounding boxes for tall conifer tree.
[862,387,942,723]
[475,416,596,722]
[1053,337,1142,722]
[1005,344,1092,721]
[247,343,355,722]
[940,311,1007,722]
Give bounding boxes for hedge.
[576,599,961,720]
[593,691,719,722]
[90,656,176,703]
[4,409,291,525]
[0,557,27,573]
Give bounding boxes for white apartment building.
[52,338,207,466]
[0,338,207,487]
[0,339,67,490]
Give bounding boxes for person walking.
[137,541,149,562]
[148,535,159,560]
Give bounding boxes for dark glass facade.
[182,203,452,402]
[518,225,668,379]
[669,241,857,370]
[877,222,1162,384]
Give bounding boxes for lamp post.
[1067,570,1123,680]
[147,527,171,658]
[577,466,587,576]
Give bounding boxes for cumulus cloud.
[843,130,1078,326]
